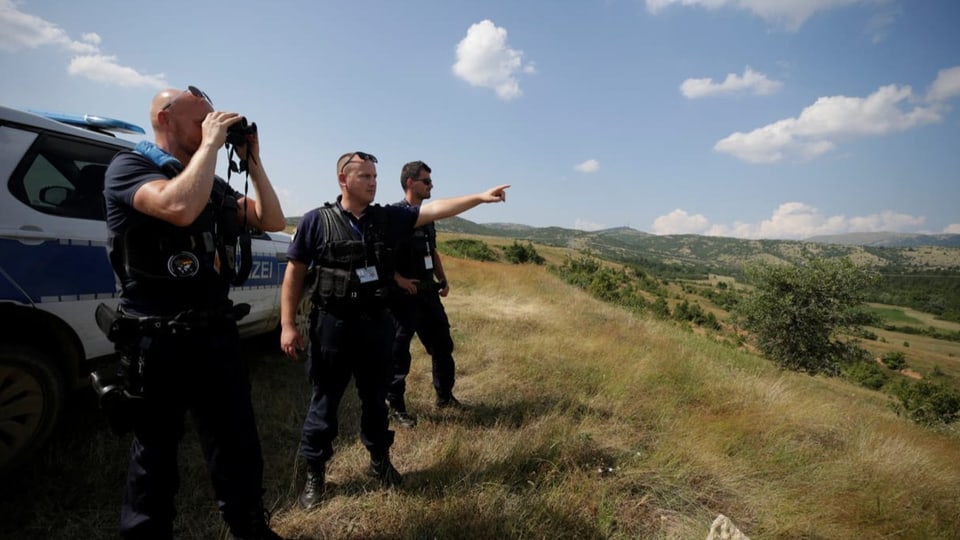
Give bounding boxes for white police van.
[0,105,296,473]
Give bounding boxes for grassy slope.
[4,253,960,539]
[279,257,960,538]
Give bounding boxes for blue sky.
[2,0,958,239]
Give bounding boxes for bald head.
[149,88,180,131]
[148,86,214,163]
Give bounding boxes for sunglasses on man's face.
[416,177,433,186]
[339,151,378,174]
[162,85,213,111]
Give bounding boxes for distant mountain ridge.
[438,217,960,248]
[283,214,960,272]
[434,217,960,273]
[805,232,960,248]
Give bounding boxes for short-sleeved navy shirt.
[287,197,419,265]
[104,150,241,313]
[104,151,240,235]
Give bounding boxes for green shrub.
[842,361,889,390]
[438,239,499,262]
[891,380,960,425]
[672,299,721,330]
[881,351,907,371]
[551,255,646,312]
[502,240,545,265]
[650,297,670,319]
[852,327,878,341]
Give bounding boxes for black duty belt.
[95,302,250,341]
[316,299,388,320]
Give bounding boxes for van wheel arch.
[0,304,83,386]
[0,346,65,474]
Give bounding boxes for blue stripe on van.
[1,238,284,303]
[0,238,116,301]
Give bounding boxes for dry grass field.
[3,254,960,539]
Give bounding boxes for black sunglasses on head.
[415,177,432,186]
[162,85,213,111]
[339,151,378,174]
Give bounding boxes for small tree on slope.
[735,257,880,374]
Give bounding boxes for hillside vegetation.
[9,237,959,538]
[433,218,960,323]
[287,215,960,273]
[277,254,960,538]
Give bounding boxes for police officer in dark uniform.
[101,86,286,539]
[279,151,508,510]
[387,161,461,429]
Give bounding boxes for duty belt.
[315,297,389,320]
[95,302,251,342]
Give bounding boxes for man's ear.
[155,110,168,128]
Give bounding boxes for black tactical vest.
[109,156,250,307]
[312,203,393,312]
[395,226,435,279]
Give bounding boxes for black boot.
[298,463,326,510]
[436,393,465,409]
[368,450,402,487]
[388,405,418,428]
[227,508,283,540]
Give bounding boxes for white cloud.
[653,202,928,239]
[645,0,864,31]
[80,32,101,46]
[574,159,600,173]
[652,209,710,235]
[0,0,97,53]
[575,219,606,232]
[944,224,960,234]
[846,210,926,232]
[864,8,898,44]
[0,0,166,88]
[680,66,783,99]
[452,20,535,101]
[927,65,960,102]
[715,81,946,164]
[68,55,167,88]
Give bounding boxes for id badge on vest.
[356,265,379,283]
[423,239,433,270]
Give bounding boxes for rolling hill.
[435,217,960,274]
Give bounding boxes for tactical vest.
[109,151,251,304]
[394,226,433,278]
[312,203,393,313]
[392,199,434,280]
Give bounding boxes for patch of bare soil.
[900,368,923,380]
[874,357,923,380]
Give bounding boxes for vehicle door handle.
[4,225,56,246]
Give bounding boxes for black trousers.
[388,292,456,410]
[300,308,395,466]
[119,323,264,539]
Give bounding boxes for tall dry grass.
[3,256,960,539]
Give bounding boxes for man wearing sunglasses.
[386,161,462,430]
[279,152,508,510]
[103,86,285,539]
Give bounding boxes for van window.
[9,133,122,221]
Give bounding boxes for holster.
[90,353,145,436]
[95,302,140,343]
[90,301,250,436]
